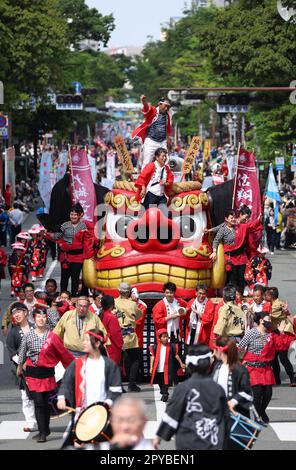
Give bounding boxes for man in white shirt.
[134,148,174,213]
[9,202,24,244]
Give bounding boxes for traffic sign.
[291,156,296,172]
[275,157,285,171]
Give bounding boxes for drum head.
[75,403,108,443]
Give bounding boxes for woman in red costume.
[17,308,73,442]
[238,312,295,423]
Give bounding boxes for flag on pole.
[233,147,261,221]
[56,151,68,181]
[265,164,282,224]
[70,148,96,223]
[38,151,53,213]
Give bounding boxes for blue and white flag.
[266,164,282,223]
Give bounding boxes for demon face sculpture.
[83,181,225,298]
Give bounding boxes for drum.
[229,412,263,450]
[74,402,113,444]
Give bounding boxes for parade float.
[82,179,226,298]
[82,136,226,299]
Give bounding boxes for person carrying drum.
[115,283,143,392]
[57,329,122,448]
[212,336,254,449]
[154,344,230,450]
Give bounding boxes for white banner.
[106,150,116,184]
[38,151,53,213]
[88,153,97,183]
[56,151,68,181]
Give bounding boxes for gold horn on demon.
[83,179,226,298]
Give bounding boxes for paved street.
[0,214,296,450]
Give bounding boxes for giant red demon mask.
[83,181,225,297]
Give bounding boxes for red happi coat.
[135,300,147,349]
[100,309,123,366]
[47,221,95,265]
[185,298,215,346]
[149,342,178,386]
[241,332,296,386]
[9,252,29,291]
[26,331,74,392]
[134,162,174,202]
[30,239,43,274]
[152,298,188,341]
[131,103,172,144]
[224,219,263,266]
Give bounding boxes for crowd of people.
[2,270,296,448]
[1,95,296,452]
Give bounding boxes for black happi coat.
[156,372,230,450]
[58,355,122,408]
[6,323,34,391]
[212,361,253,416]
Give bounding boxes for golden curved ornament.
[112,194,125,209]
[126,196,141,211]
[82,259,99,289]
[182,245,211,258]
[171,195,187,212]
[211,243,226,289]
[104,192,112,204]
[199,193,209,206]
[187,193,201,209]
[97,245,125,259]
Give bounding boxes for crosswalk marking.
[0,421,29,440]
[144,385,166,438]
[270,423,296,441]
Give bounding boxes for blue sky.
[86,0,186,47]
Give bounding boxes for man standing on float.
[132,95,172,169]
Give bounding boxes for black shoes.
[127,384,141,392]
[161,394,169,402]
[260,412,270,424]
[37,434,47,443]
[32,430,50,441]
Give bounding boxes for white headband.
[185,352,212,366]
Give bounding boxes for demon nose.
[127,207,180,252]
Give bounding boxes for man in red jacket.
[185,284,215,348]
[134,148,174,211]
[132,95,172,169]
[152,282,187,343]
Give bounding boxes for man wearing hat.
[132,94,172,169]
[115,283,142,392]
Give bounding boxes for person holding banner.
[132,95,172,169]
[46,203,94,297]
[135,148,174,211]
[210,210,263,293]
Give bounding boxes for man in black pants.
[266,287,296,386]
[115,283,143,392]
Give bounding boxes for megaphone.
[277,0,296,22]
